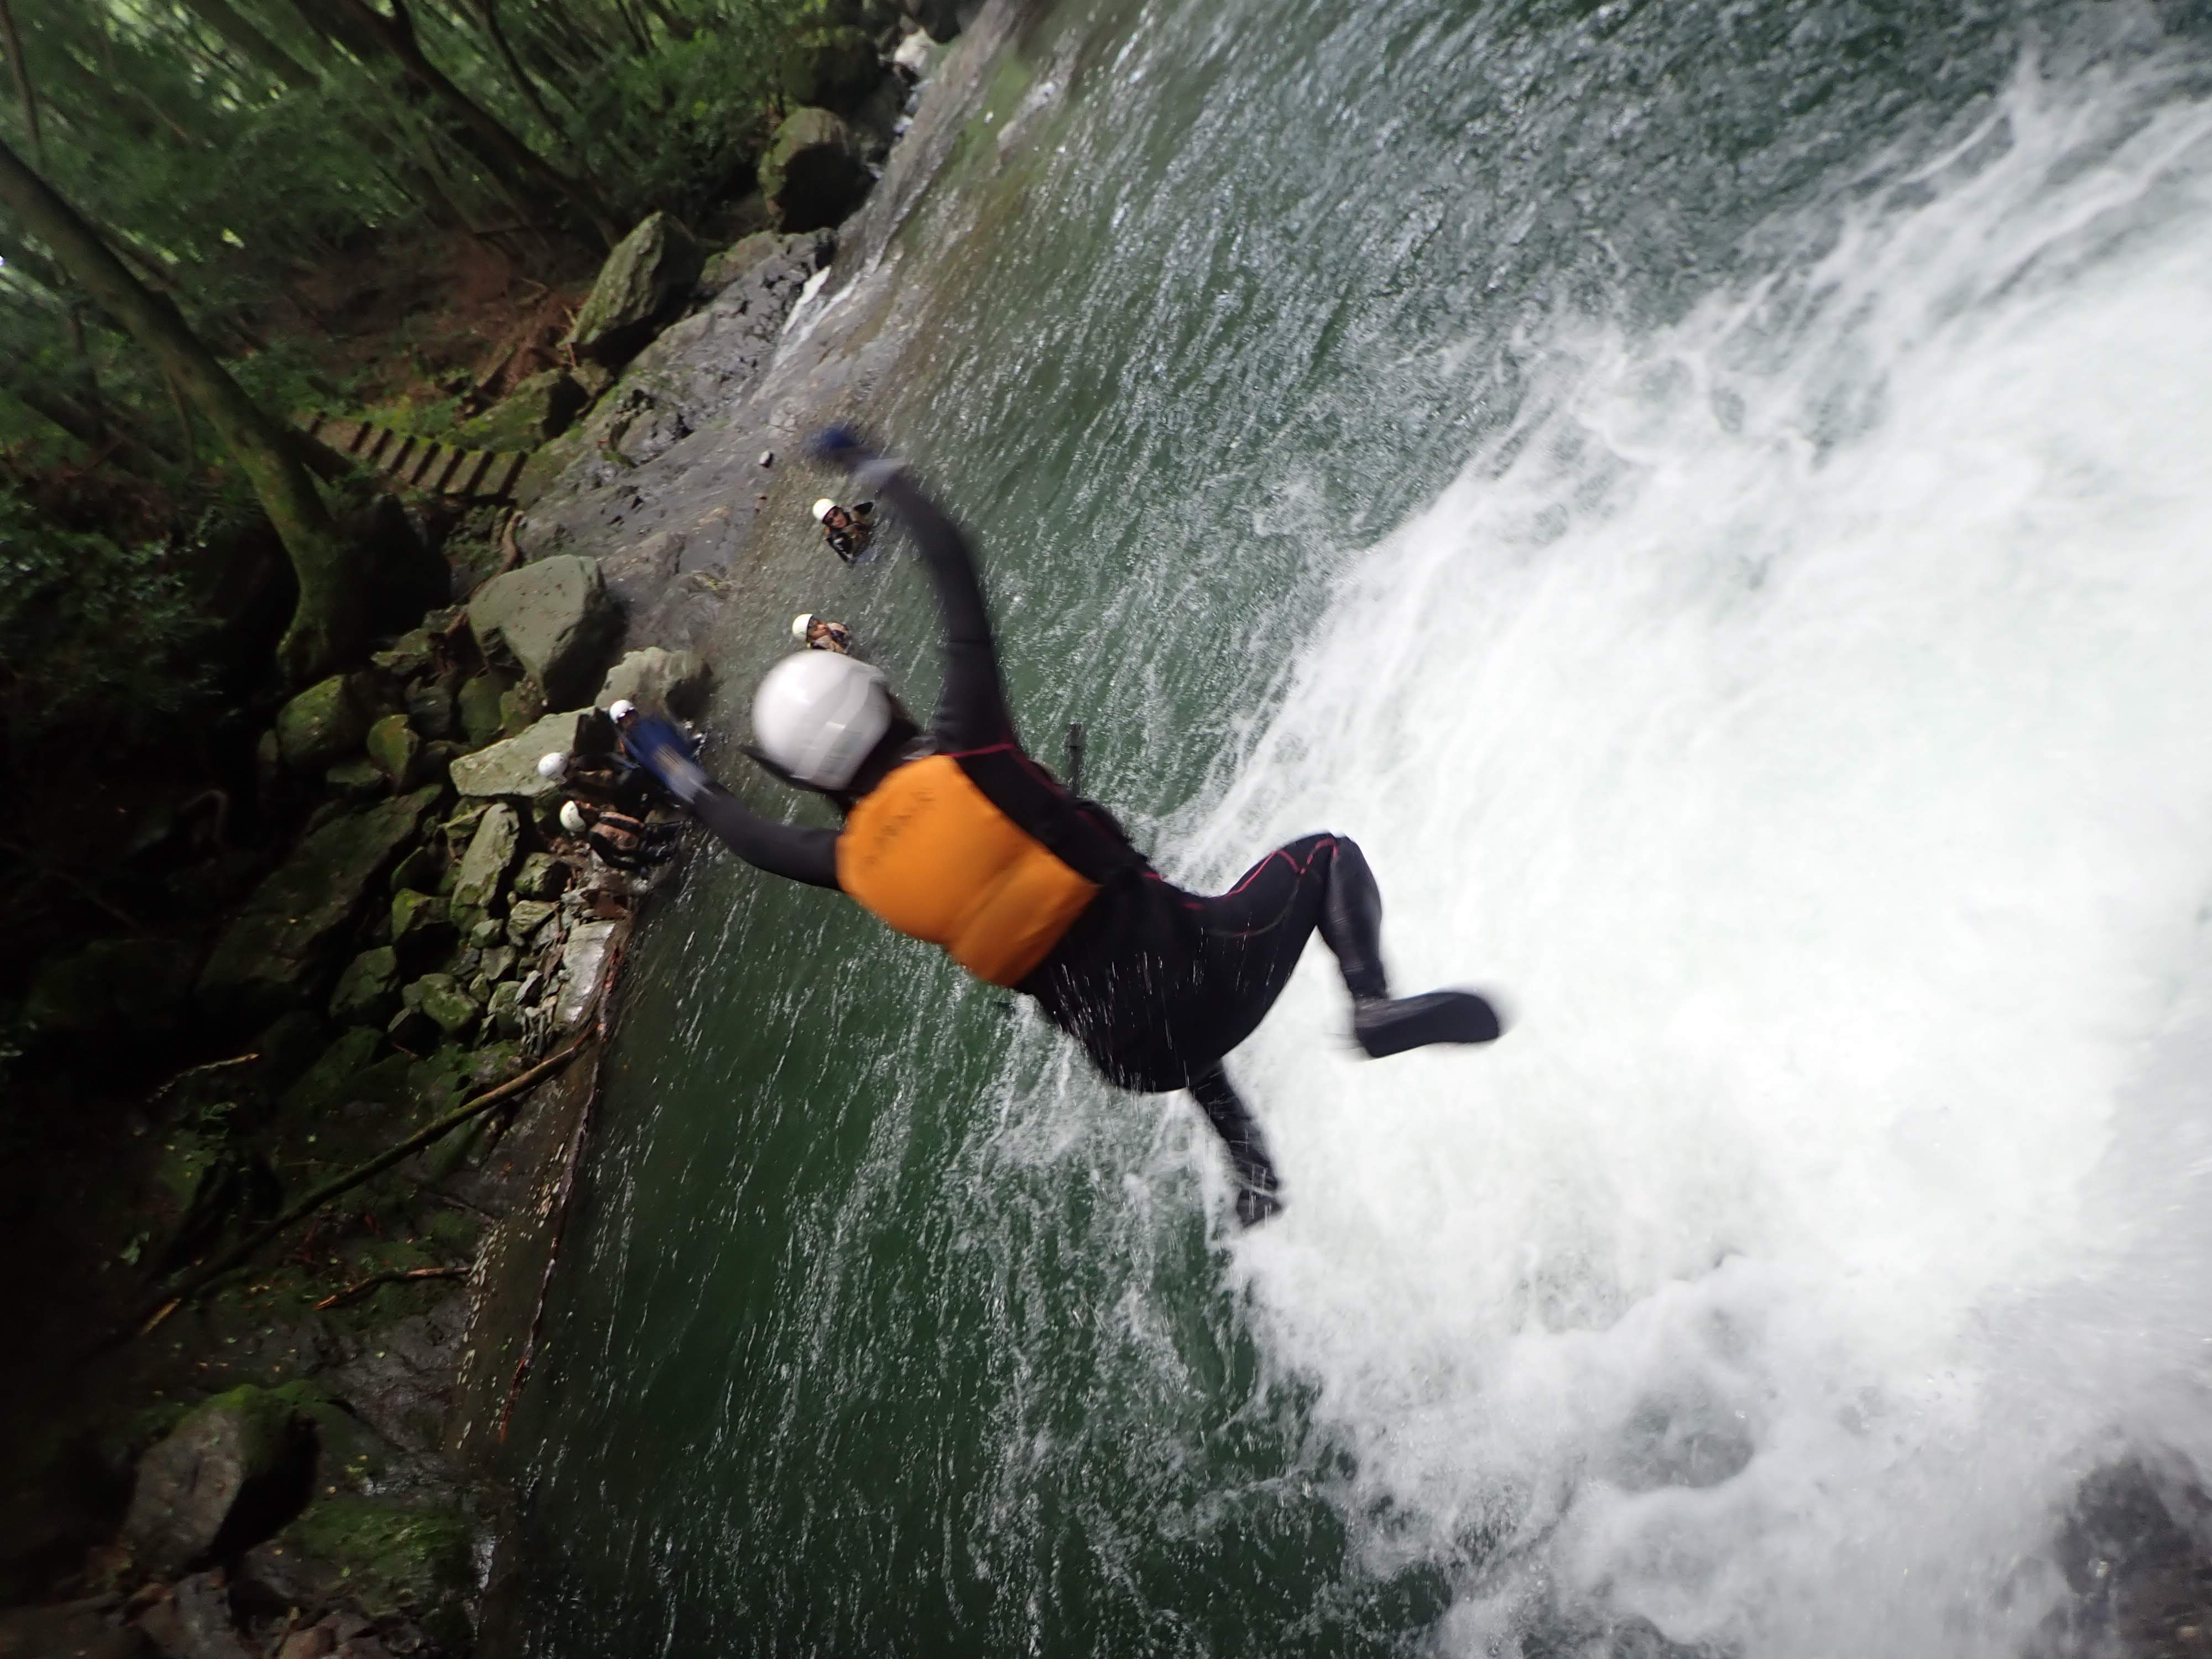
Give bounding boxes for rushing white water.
[1173,60,2212,1657]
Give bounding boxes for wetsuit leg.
[1189,1065,1283,1227]
[1188,832,1501,1062]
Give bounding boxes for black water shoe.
[1353,991,1503,1058]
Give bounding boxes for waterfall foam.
[1192,58,2212,1656]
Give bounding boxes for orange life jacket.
[836,754,1100,987]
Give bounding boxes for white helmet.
[607,698,636,723]
[791,612,816,641]
[752,650,892,789]
[559,800,588,835]
[537,750,568,780]
[811,497,837,523]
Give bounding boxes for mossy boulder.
[276,675,370,774]
[696,230,784,298]
[504,898,558,946]
[451,368,589,450]
[366,713,422,790]
[23,937,196,1044]
[467,556,620,709]
[449,708,611,802]
[238,1497,474,1653]
[409,974,481,1040]
[324,755,387,800]
[781,24,881,109]
[282,1026,384,1115]
[563,211,706,367]
[122,1386,311,1575]
[596,646,711,717]
[197,789,442,1029]
[456,672,507,748]
[759,106,870,233]
[450,802,520,912]
[391,887,455,956]
[328,946,403,1027]
[511,853,568,901]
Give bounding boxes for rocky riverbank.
[0,3,1042,1655]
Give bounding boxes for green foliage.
[0,488,216,744]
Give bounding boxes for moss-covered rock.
[511,852,568,901]
[409,973,479,1039]
[563,211,706,367]
[276,675,369,774]
[122,1386,310,1575]
[451,368,589,450]
[238,1496,474,1653]
[456,672,507,748]
[389,843,444,895]
[504,898,558,946]
[328,947,403,1027]
[759,106,870,232]
[781,24,882,109]
[365,712,422,791]
[197,789,442,1029]
[468,555,618,710]
[449,802,520,912]
[390,887,456,957]
[323,755,387,799]
[596,645,711,717]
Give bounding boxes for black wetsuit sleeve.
[690,786,841,890]
[869,467,1013,750]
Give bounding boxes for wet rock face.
[276,676,369,775]
[123,1387,311,1577]
[759,106,870,232]
[564,211,707,367]
[197,789,442,1029]
[466,556,621,710]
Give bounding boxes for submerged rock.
[759,107,870,232]
[467,556,620,708]
[563,211,706,367]
[198,789,441,1028]
[123,1386,310,1575]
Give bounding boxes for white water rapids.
[1156,58,2212,1657]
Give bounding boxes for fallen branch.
[107,1036,590,1349]
[313,1264,463,1311]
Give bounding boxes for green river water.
[499,1,2212,1653]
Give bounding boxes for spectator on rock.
[791,612,857,654]
[812,497,875,563]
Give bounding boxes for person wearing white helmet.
[623,430,1504,1227]
[559,794,678,872]
[790,612,856,655]
[811,494,875,562]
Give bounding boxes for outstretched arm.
[823,431,1012,750]
[623,716,840,889]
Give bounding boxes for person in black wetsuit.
[624,431,1503,1226]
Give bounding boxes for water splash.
[1193,56,2212,1657]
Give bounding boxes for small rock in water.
[759,450,774,467]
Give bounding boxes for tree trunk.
[176,0,320,91]
[0,137,366,682]
[0,1,43,161]
[329,0,619,247]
